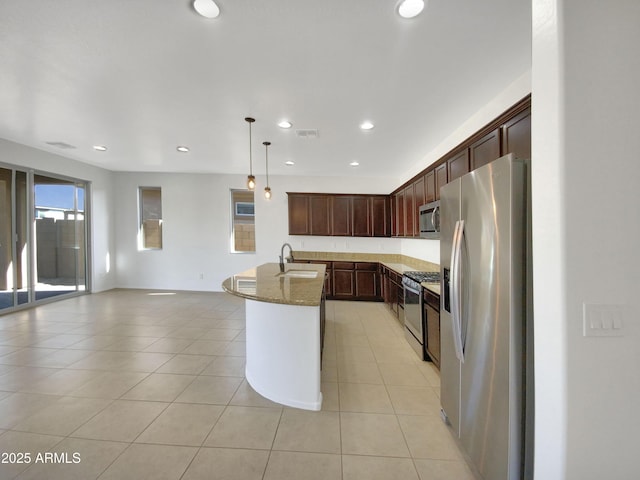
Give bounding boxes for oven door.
[403,284,425,359]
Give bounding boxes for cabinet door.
[413,176,426,207]
[390,196,397,237]
[331,196,352,236]
[501,108,531,160]
[355,270,378,299]
[333,264,355,299]
[434,164,447,200]
[309,195,330,235]
[395,191,405,236]
[288,194,309,235]
[370,196,390,237]
[404,184,415,237]
[447,150,469,182]
[355,262,379,299]
[413,177,425,237]
[425,171,436,203]
[470,129,501,171]
[381,266,389,303]
[425,302,440,369]
[352,196,371,236]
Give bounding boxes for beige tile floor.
[0,290,474,480]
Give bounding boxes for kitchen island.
[222,262,326,411]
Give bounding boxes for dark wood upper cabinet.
[501,107,531,160]
[370,196,390,237]
[413,177,425,237]
[425,171,436,203]
[309,195,330,235]
[288,193,391,237]
[470,128,501,171]
[413,175,425,205]
[352,196,371,237]
[288,194,309,235]
[413,176,426,206]
[390,195,397,237]
[396,191,405,237]
[447,149,470,182]
[404,184,415,237]
[331,196,352,236]
[435,163,448,200]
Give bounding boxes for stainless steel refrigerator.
[440,153,533,480]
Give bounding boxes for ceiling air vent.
[46,141,76,149]
[295,129,319,139]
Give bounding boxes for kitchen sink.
[275,270,318,279]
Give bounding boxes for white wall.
[113,172,401,292]
[532,1,640,479]
[0,139,116,292]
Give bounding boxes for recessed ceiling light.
[360,121,375,131]
[278,120,293,129]
[397,0,425,19]
[176,146,190,153]
[285,160,295,166]
[193,0,220,19]
[350,161,360,167]
[93,145,107,152]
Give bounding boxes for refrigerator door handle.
[450,219,465,363]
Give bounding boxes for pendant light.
[245,117,256,190]
[263,141,272,199]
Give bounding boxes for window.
[230,189,255,253]
[139,187,162,249]
[235,202,254,217]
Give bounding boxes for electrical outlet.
[583,303,627,337]
[199,273,204,280]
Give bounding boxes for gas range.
[402,271,440,290]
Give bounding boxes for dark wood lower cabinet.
[423,288,441,369]
[354,263,379,300]
[332,262,355,299]
[295,260,384,301]
[381,266,402,318]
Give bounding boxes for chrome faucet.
[279,243,294,272]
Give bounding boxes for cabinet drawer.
[333,262,355,270]
[355,262,377,271]
[311,260,332,267]
[423,289,440,310]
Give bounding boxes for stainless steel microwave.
[419,200,440,239]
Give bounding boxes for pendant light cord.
[264,142,270,186]
[248,121,253,176]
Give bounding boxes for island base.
[244,299,322,411]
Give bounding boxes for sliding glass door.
[34,175,87,301]
[0,165,89,312]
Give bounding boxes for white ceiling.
[0,0,531,179]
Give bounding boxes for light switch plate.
[583,303,627,337]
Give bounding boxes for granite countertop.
[379,262,419,275]
[422,282,441,295]
[222,263,327,307]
